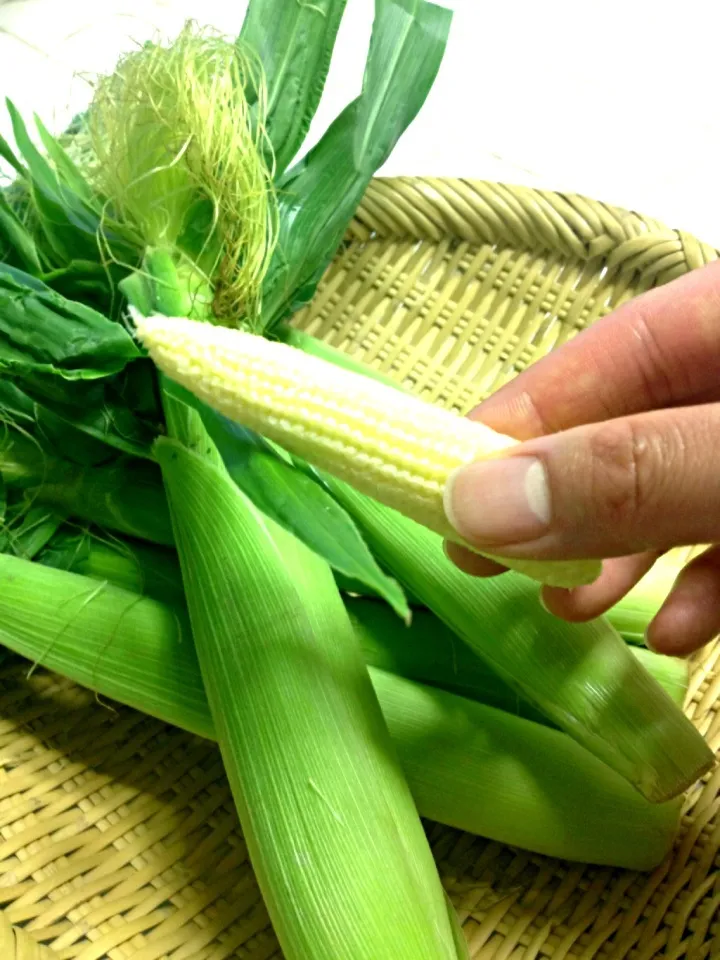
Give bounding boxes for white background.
[1,0,719,247]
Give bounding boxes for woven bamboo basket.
[1,176,719,960]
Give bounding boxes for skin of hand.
[442,259,720,658]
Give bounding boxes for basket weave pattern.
[0,178,719,959]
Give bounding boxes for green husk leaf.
[5,101,138,266]
[0,427,50,488]
[630,646,689,707]
[34,405,118,467]
[33,115,97,206]
[11,376,157,460]
[0,261,46,292]
[29,457,173,546]
[39,260,119,317]
[5,101,115,267]
[5,101,63,200]
[162,377,409,619]
[38,528,185,609]
[0,429,172,545]
[0,378,35,423]
[0,129,26,177]
[238,0,348,174]
[260,0,452,329]
[0,189,42,273]
[353,0,450,169]
[3,503,65,559]
[0,356,157,461]
[218,434,410,620]
[0,264,139,380]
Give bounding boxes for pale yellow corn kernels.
[135,312,601,587]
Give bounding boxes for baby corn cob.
[134,313,600,588]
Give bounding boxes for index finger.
[472,259,720,440]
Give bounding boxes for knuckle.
[628,309,678,405]
[586,420,652,526]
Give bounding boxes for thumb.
[444,403,720,561]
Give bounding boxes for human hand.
[443,259,720,657]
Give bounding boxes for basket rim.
[3,174,719,960]
[351,177,718,288]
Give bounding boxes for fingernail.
[444,456,551,546]
[538,590,556,615]
[645,631,693,659]
[643,631,659,654]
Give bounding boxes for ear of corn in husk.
[153,420,465,959]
